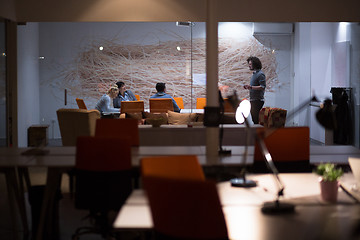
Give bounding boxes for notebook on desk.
[340,157,360,202]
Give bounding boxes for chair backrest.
[141,155,205,181]
[75,136,133,211]
[149,98,174,113]
[135,95,140,101]
[173,97,184,109]
[95,118,139,146]
[196,98,206,109]
[76,98,87,110]
[56,108,100,146]
[143,176,228,240]
[120,100,144,114]
[253,126,310,172]
[223,98,236,113]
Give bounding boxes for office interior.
[0,0,360,149]
[0,1,360,240]
[0,21,359,148]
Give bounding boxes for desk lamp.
[260,96,336,214]
[228,91,336,214]
[228,92,257,188]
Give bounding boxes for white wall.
[17,23,40,147]
[293,23,311,126]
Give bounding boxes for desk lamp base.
[230,178,257,188]
[261,200,295,214]
[219,149,232,155]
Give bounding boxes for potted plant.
[314,163,344,202]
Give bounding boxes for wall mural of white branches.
[57,36,278,109]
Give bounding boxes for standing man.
[243,56,266,124]
[113,81,137,108]
[150,83,181,113]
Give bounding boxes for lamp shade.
[235,99,251,124]
[316,99,337,130]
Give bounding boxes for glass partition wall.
[15,22,359,147]
[0,20,6,147]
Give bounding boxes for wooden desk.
[113,173,360,240]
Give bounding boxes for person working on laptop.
[95,84,120,115]
[150,82,181,113]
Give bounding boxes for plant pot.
[319,178,339,202]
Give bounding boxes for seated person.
[113,81,137,108]
[150,82,181,113]
[95,85,120,114]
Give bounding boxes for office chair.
[141,155,205,181]
[73,136,133,240]
[120,100,144,114]
[143,176,228,240]
[76,98,87,110]
[149,98,174,113]
[196,97,206,109]
[223,98,236,113]
[173,97,184,109]
[252,126,311,173]
[95,118,139,146]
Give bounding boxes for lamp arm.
[286,96,319,124]
[256,134,285,199]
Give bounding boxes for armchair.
[56,108,100,146]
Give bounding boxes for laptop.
[340,157,360,202]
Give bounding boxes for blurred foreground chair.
[95,118,139,146]
[173,97,184,109]
[76,98,87,110]
[141,155,205,181]
[143,176,228,240]
[120,100,144,114]
[196,98,206,109]
[73,136,133,239]
[252,126,310,173]
[149,98,174,113]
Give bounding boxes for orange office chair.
[141,155,205,181]
[135,95,140,101]
[95,118,139,146]
[149,98,174,113]
[143,176,228,240]
[223,98,236,113]
[196,97,206,109]
[76,98,87,110]
[252,126,311,173]
[173,97,184,109]
[73,136,133,239]
[120,100,144,114]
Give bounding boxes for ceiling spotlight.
[176,46,181,51]
[99,46,104,51]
